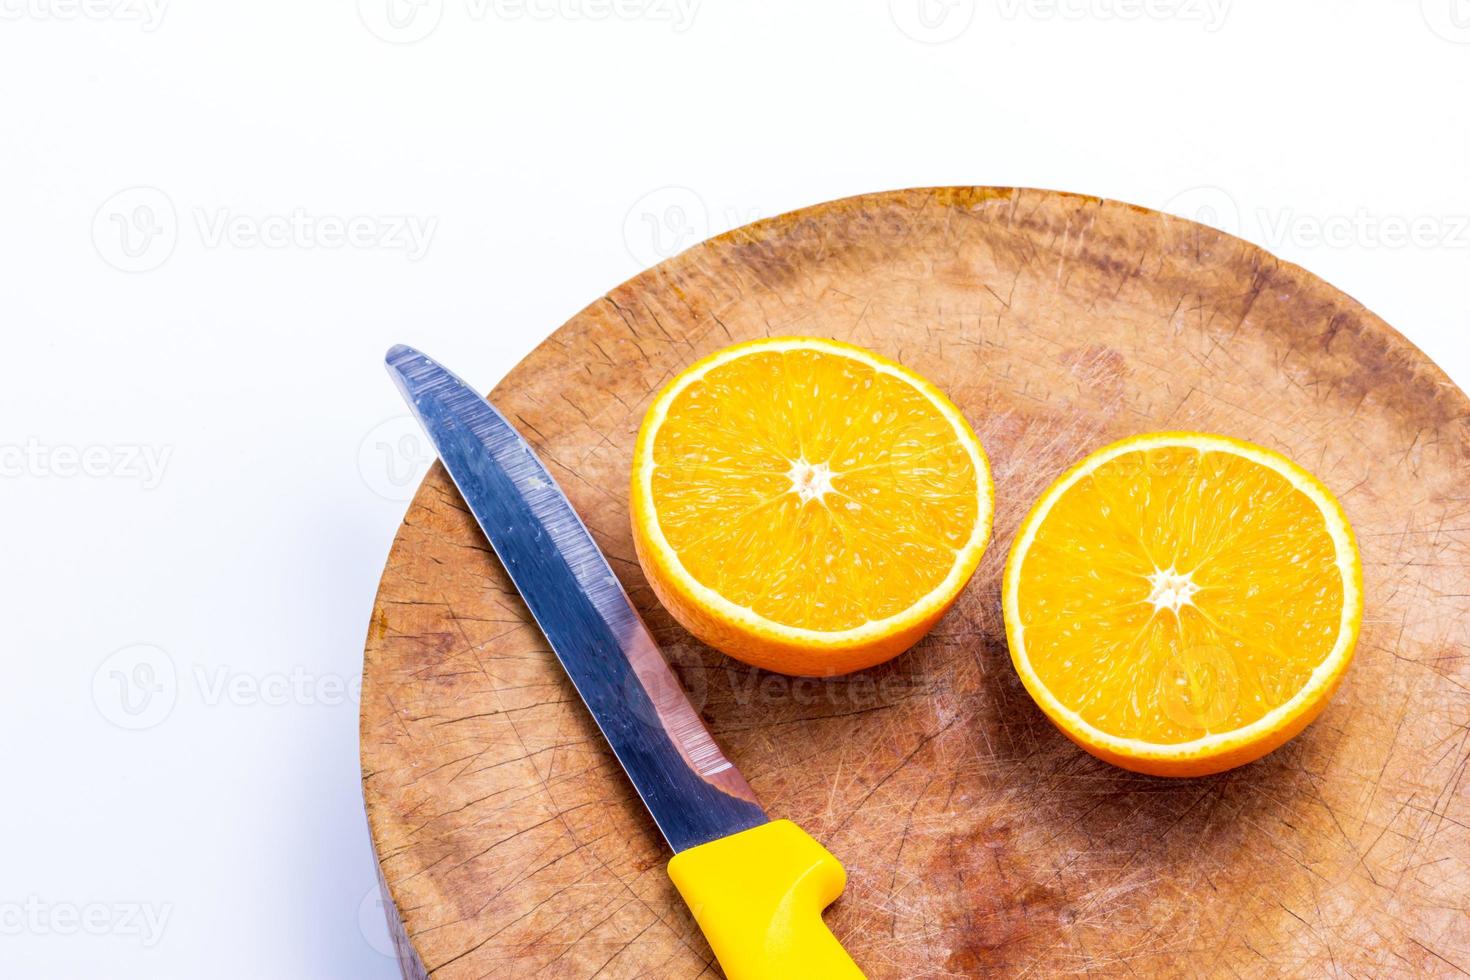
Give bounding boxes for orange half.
[1003,432,1363,776]
[631,337,994,676]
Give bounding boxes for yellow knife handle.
[666,819,864,980]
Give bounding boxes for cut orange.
[631,337,993,676]
[1003,432,1362,777]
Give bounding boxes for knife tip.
[385,345,429,379]
[386,343,418,363]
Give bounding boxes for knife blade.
[385,344,765,851]
[386,344,863,979]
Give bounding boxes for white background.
[3,1,1468,976]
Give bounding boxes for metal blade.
[385,345,767,852]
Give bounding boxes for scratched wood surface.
[361,187,1470,979]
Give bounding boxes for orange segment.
[631,337,993,676]
[1003,433,1362,776]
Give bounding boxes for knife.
[386,345,863,980]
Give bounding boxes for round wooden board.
[361,187,1470,979]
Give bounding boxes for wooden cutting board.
[360,187,1470,978]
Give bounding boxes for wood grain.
[360,187,1470,978]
